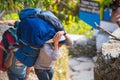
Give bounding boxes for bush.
[63,16,93,38]
[2,13,19,20]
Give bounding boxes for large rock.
[68,34,96,57]
[94,28,120,80]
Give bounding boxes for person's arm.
[53,31,63,50]
[64,34,73,46]
[53,37,59,50]
[4,49,14,68]
[53,31,73,47]
[24,67,31,80]
[51,31,62,60]
[52,31,73,59]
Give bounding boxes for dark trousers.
[7,72,25,80]
[35,68,54,80]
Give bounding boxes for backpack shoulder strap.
[0,43,8,71]
[0,44,8,54]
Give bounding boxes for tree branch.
[0,10,5,20]
[94,22,120,41]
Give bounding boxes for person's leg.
[7,72,18,80]
[19,77,25,80]
[47,69,54,80]
[35,69,50,80]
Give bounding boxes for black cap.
[112,0,120,10]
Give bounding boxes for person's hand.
[53,31,64,44]
[53,31,65,50]
[24,77,28,80]
[53,31,64,39]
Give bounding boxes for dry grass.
[53,45,71,80]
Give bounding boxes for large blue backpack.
[15,8,65,67]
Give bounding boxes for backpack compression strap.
[19,39,40,50]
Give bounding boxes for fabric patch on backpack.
[15,61,24,66]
